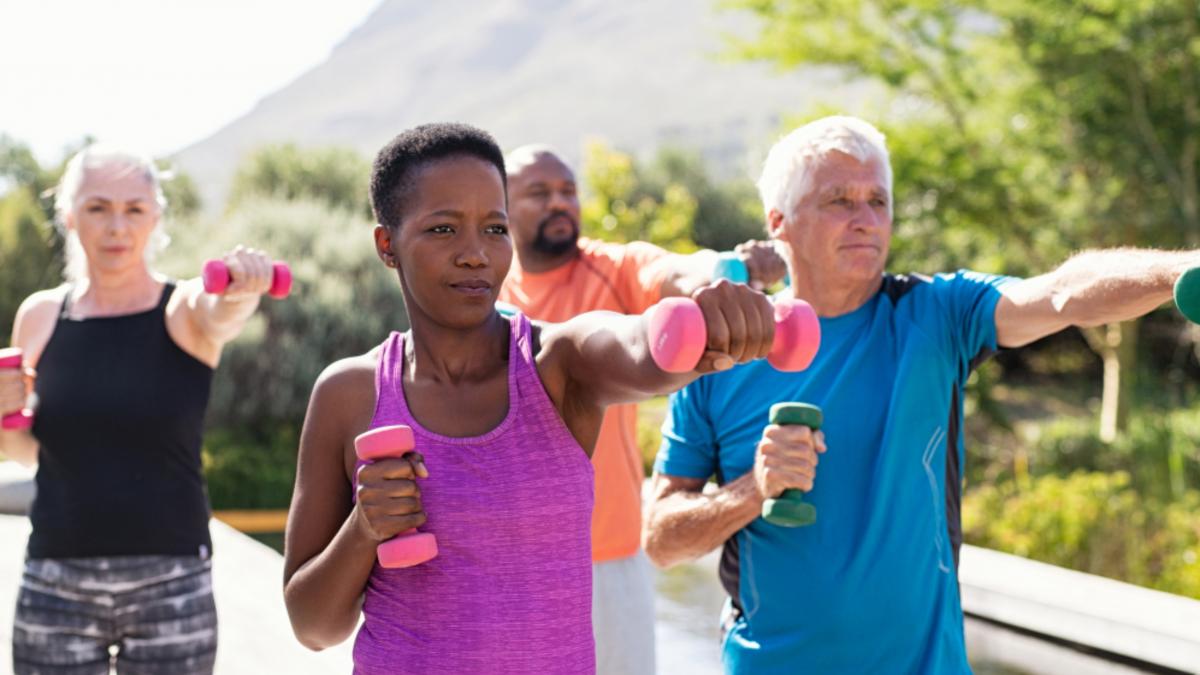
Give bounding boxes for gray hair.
[756,116,893,221]
[53,144,169,283]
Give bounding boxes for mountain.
[173,0,872,210]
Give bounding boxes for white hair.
[756,116,893,221]
[504,144,568,177]
[54,144,169,283]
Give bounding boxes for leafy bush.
[1028,408,1200,502]
[963,471,1200,599]
[226,143,371,218]
[202,425,298,510]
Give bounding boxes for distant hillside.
[173,0,873,210]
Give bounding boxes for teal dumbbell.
[761,402,823,527]
[713,251,750,284]
[712,251,790,288]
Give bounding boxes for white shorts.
[593,549,656,675]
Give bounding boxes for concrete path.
[0,515,352,674]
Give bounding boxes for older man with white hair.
[643,115,1200,673]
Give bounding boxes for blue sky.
[0,0,383,162]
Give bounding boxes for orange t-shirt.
[499,237,673,562]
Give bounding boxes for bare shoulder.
[12,286,68,362]
[300,349,383,480]
[15,287,67,326]
[312,350,379,413]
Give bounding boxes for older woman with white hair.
[0,144,278,674]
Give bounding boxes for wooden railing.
[213,509,288,533]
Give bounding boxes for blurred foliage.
[581,141,700,252]
[0,187,62,339]
[580,141,771,253]
[1,136,63,338]
[227,143,372,219]
[1026,406,1200,503]
[639,147,767,252]
[160,196,407,433]
[161,168,202,220]
[964,471,1200,599]
[203,424,298,509]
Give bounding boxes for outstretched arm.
[995,248,1200,348]
[539,280,776,410]
[171,246,277,365]
[656,240,788,297]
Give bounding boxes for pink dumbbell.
[354,424,438,568]
[0,348,33,431]
[647,296,820,373]
[202,259,292,299]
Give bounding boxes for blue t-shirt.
[655,271,1014,674]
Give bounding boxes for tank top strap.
[509,312,540,401]
[58,284,74,320]
[511,311,537,366]
[374,331,405,414]
[156,281,176,312]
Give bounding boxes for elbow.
[284,590,357,651]
[290,619,355,652]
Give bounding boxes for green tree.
[227,143,371,218]
[0,188,61,338]
[642,147,767,252]
[580,141,699,252]
[162,169,202,220]
[579,141,769,253]
[725,0,1200,440]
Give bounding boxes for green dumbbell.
[761,402,823,527]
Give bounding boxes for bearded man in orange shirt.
[498,145,785,675]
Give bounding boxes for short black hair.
[369,122,507,229]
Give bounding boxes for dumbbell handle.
[646,296,820,373]
[762,402,823,527]
[0,348,33,431]
[202,259,292,299]
[354,425,438,568]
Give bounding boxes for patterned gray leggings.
[11,556,217,675]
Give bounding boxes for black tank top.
[28,283,215,558]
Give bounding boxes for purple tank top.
[352,312,595,674]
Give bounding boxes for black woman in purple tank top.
[282,123,784,674]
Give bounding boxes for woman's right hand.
[0,363,33,422]
[353,453,429,542]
